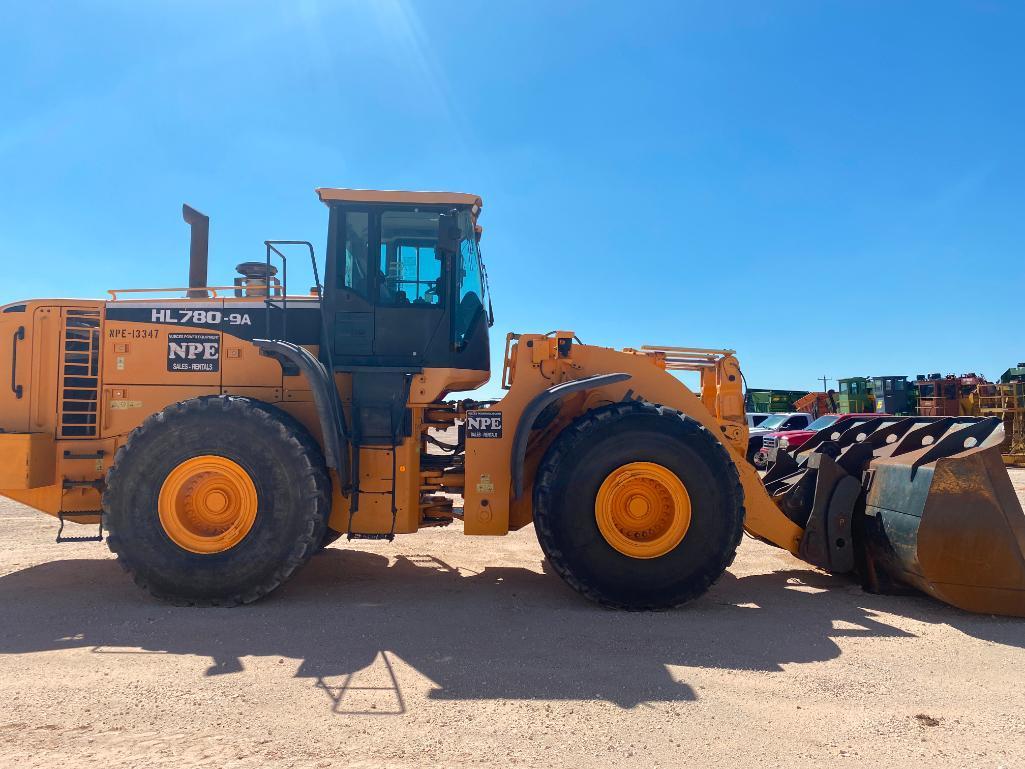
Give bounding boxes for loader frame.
[1,187,1023,616]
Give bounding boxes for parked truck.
[745,411,813,465]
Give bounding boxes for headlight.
[778,437,790,449]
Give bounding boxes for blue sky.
[3,1,1023,396]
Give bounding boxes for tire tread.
[102,395,330,606]
[533,401,745,610]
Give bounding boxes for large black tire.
[533,401,745,610]
[103,395,331,605]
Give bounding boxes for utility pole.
[820,377,838,416]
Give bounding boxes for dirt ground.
[1,471,1024,768]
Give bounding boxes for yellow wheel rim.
[594,461,691,559]
[158,455,258,554]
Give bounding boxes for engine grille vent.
[59,309,101,438]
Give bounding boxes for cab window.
[339,212,370,296]
[379,211,443,306]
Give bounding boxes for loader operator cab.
[318,188,491,372]
[306,189,493,450]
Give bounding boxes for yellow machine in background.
[0,189,1023,615]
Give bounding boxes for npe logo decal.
[167,333,220,373]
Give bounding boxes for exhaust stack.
[182,204,209,298]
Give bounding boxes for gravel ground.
[1,469,1024,768]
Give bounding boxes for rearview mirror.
[437,212,461,255]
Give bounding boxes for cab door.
[326,209,375,360]
[373,210,447,366]
[0,305,38,433]
[0,304,95,438]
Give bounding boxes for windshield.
[379,210,442,304]
[806,415,840,431]
[453,211,486,347]
[755,415,787,430]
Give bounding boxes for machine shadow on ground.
[0,548,1022,712]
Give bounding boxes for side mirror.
[437,212,461,255]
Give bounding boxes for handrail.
[261,240,316,346]
[106,286,315,301]
[641,344,736,357]
[10,326,24,399]
[107,286,234,300]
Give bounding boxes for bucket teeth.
[771,416,1025,617]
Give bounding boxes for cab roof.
[315,188,482,210]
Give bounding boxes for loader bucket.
[861,437,1025,617]
[767,416,1025,617]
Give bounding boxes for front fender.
[510,372,631,499]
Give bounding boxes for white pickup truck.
[745,411,813,464]
[747,412,772,428]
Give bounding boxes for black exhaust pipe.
[182,204,209,298]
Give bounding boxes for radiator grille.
[59,309,101,437]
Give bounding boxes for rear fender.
[254,339,350,487]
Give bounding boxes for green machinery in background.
[839,375,912,414]
[837,377,873,413]
[1002,364,1025,383]
[754,370,1012,420]
[745,388,810,413]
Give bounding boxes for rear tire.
[533,401,745,610]
[103,395,331,605]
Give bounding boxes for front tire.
[752,448,769,470]
[103,396,331,605]
[533,402,745,610]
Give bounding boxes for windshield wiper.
[479,246,495,327]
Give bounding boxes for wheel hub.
[158,455,258,554]
[594,461,691,559]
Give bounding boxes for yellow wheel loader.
[0,188,1023,614]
